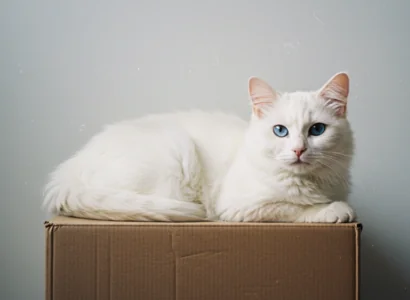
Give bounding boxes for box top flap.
[45,216,362,230]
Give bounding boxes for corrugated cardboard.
[45,217,362,300]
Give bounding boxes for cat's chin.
[283,160,316,174]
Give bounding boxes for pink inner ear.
[320,73,349,97]
[248,77,277,118]
[319,73,349,117]
[249,78,276,102]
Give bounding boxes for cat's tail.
[42,185,206,221]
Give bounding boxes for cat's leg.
[216,196,355,223]
[217,201,305,222]
[295,201,356,223]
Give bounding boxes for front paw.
[299,202,356,223]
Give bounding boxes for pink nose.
[293,148,306,158]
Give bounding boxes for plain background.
[1,0,409,299]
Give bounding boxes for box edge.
[355,223,362,300]
[46,216,363,228]
[45,224,54,300]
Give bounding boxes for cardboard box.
[45,217,361,300]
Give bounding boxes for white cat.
[43,72,356,223]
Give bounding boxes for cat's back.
[87,110,247,163]
[155,110,247,153]
[120,110,247,146]
[166,110,247,141]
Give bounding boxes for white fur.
[43,73,356,223]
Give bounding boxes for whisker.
[310,151,351,162]
[315,155,351,171]
[316,160,350,189]
[320,151,353,158]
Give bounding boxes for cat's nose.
[293,148,306,158]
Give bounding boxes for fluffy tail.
[43,185,206,221]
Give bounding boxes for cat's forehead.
[267,91,333,125]
[280,91,316,106]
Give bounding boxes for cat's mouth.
[291,159,310,166]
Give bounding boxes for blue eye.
[309,123,326,136]
[273,125,289,137]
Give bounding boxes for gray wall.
[1,0,409,299]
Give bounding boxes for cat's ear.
[248,77,278,118]
[318,72,350,117]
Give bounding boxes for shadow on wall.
[361,234,408,300]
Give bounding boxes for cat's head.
[246,72,354,175]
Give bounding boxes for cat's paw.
[299,202,356,223]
